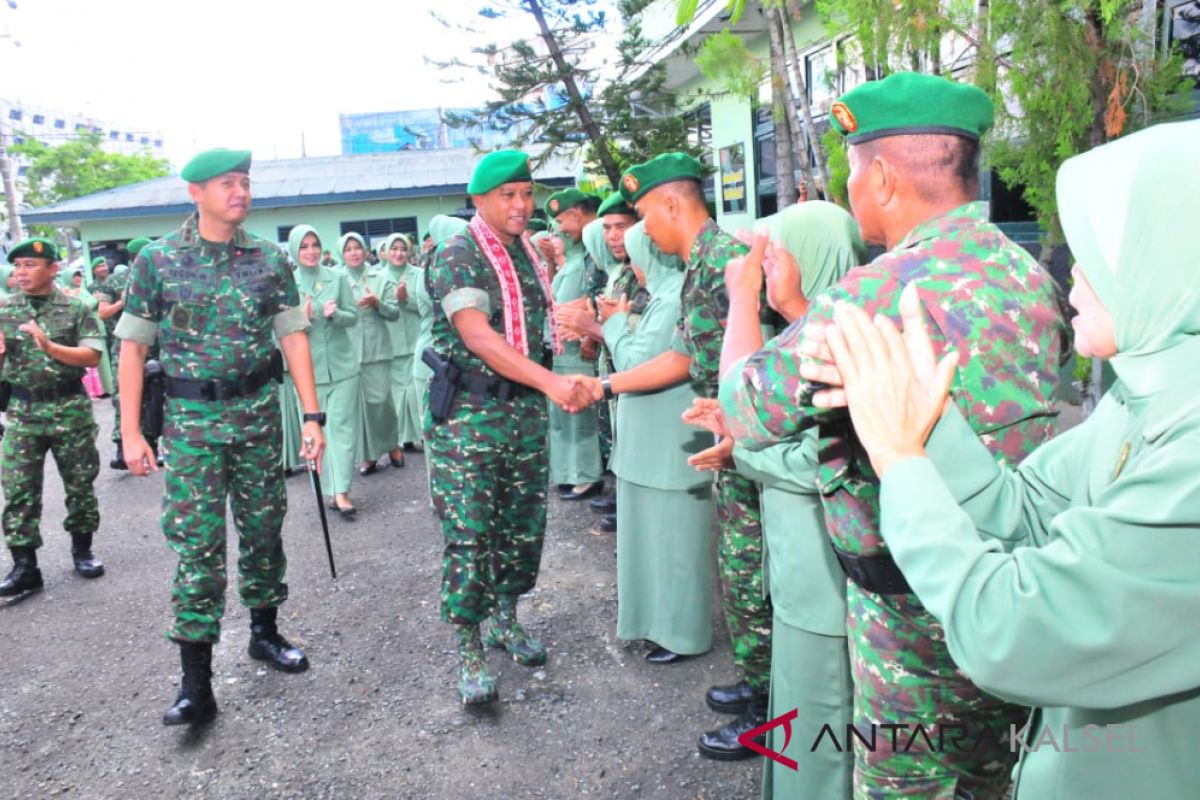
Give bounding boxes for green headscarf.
[337,232,367,265]
[287,224,320,267]
[753,200,866,299]
[381,232,409,265]
[111,263,129,280]
[623,222,683,298]
[429,214,469,245]
[1057,118,1200,430]
[582,218,620,278]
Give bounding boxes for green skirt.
[615,479,714,655]
[547,358,601,485]
[279,375,305,471]
[317,374,361,495]
[761,615,853,800]
[391,354,423,445]
[356,359,398,463]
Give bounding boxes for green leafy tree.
[11,130,169,207]
[433,0,702,190]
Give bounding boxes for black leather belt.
[8,378,84,403]
[832,545,912,595]
[452,369,535,402]
[165,359,275,402]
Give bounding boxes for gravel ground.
[0,401,761,800]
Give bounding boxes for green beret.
[7,237,59,263]
[91,256,107,268]
[619,153,703,204]
[597,192,636,217]
[829,72,994,144]
[526,218,549,232]
[545,188,599,217]
[467,149,532,194]
[127,237,152,257]
[180,148,253,183]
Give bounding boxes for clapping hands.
[681,398,735,472]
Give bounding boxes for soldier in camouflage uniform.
[0,238,106,599]
[115,148,326,727]
[719,73,1070,798]
[583,153,774,760]
[426,150,593,704]
[96,239,160,470]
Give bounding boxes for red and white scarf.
[468,214,561,356]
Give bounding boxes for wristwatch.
[303,412,327,426]
[601,376,614,402]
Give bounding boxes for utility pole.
[0,118,23,244]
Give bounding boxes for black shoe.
[560,482,603,501]
[247,607,309,673]
[599,514,616,532]
[555,483,573,492]
[163,642,218,726]
[0,547,43,597]
[388,454,405,468]
[109,442,127,471]
[70,532,105,579]
[327,499,357,520]
[402,442,417,452]
[706,679,755,714]
[697,692,769,761]
[359,462,379,476]
[645,645,684,664]
[589,494,616,513]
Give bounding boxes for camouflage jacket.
[721,202,1071,556]
[0,286,105,393]
[427,231,551,383]
[669,219,765,398]
[115,213,306,384]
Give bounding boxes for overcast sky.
[0,0,621,169]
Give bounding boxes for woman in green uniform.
[290,225,361,516]
[813,119,1200,800]
[548,228,602,497]
[337,232,400,477]
[604,223,713,661]
[719,201,865,800]
[381,233,423,461]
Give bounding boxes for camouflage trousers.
[428,394,548,626]
[596,393,613,467]
[713,469,772,693]
[162,394,289,644]
[2,395,100,549]
[848,586,1026,800]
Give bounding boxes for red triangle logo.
[738,707,799,771]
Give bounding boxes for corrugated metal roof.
[23,146,580,224]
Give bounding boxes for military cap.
[829,72,994,145]
[545,188,599,217]
[597,192,636,217]
[467,149,533,194]
[180,148,253,183]
[526,218,549,232]
[7,237,59,263]
[91,256,107,267]
[127,237,152,257]
[619,153,704,204]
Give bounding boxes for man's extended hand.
[725,233,769,306]
[764,243,808,321]
[18,320,50,353]
[680,397,730,439]
[687,436,735,472]
[546,373,599,413]
[123,434,158,476]
[299,422,326,472]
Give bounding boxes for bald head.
[633,178,710,257]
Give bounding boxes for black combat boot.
[109,441,127,471]
[247,607,309,673]
[697,690,770,761]
[705,679,754,714]
[0,547,43,597]
[70,532,105,578]
[163,642,217,726]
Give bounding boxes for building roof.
[23,146,580,225]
